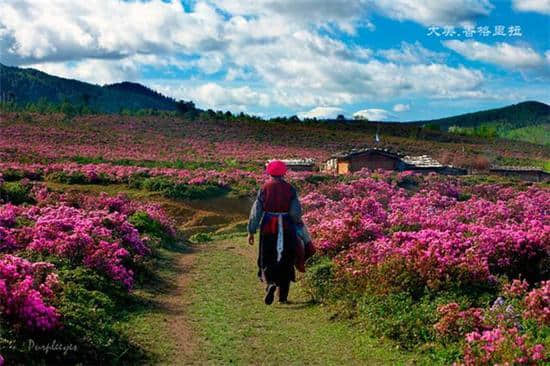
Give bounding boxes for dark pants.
[278,279,290,302]
[258,217,296,301]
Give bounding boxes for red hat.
[266,160,287,176]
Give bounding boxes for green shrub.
[396,175,420,189]
[0,181,34,204]
[14,216,34,227]
[127,173,149,189]
[166,183,228,200]
[129,211,166,239]
[224,158,239,168]
[303,257,336,302]
[0,264,145,365]
[141,176,174,192]
[304,174,331,185]
[56,266,145,364]
[424,123,441,131]
[141,176,228,200]
[359,292,438,349]
[46,171,87,184]
[190,232,214,243]
[457,193,471,201]
[0,168,25,181]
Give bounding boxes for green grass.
[492,156,550,171]
[502,124,550,146]
[69,155,262,172]
[115,245,185,363]
[25,182,456,364]
[44,182,163,200]
[186,235,424,365]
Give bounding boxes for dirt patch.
[180,224,227,237]
[157,201,196,226]
[186,195,253,218]
[161,246,202,364]
[214,220,248,235]
[184,211,233,227]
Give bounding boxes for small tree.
[60,99,76,118]
[336,114,345,121]
[289,115,300,123]
[176,100,195,114]
[354,114,369,121]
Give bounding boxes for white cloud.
[353,108,394,121]
[151,82,271,111]
[210,0,367,34]
[512,0,550,14]
[368,0,494,26]
[195,52,225,74]
[26,59,140,85]
[0,0,224,65]
[443,40,549,77]
[379,41,447,64]
[0,0,515,114]
[25,54,192,85]
[393,103,410,112]
[217,21,485,107]
[298,106,343,119]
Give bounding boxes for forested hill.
[414,101,550,130]
[0,63,196,113]
[1,63,548,138]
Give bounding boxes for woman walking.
[247,160,308,305]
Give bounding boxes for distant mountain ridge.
[1,63,548,143]
[413,101,550,130]
[410,101,549,145]
[0,63,185,113]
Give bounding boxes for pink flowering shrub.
[303,174,550,290]
[0,255,60,331]
[435,279,549,365]
[21,205,145,289]
[0,161,243,186]
[460,327,547,365]
[301,172,549,363]
[0,162,327,199]
[434,303,486,340]
[523,281,549,326]
[504,279,530,298]
[0,190,178,290]
[0,187,178,364]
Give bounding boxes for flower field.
[0,175,177,364]
[2,112,547,169]
[302,171,549,364]
[1,111,549,365]
[0,161,325,204]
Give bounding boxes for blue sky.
[1,0,549,120]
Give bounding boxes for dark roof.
[401,155,444,168]
[330,147,402,160]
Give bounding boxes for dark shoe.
[264,284,276,305]
[279,299,288,304]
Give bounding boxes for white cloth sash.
[266,211,287,262]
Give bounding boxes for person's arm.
[247,188,264,245]
[289,187,313,244]
[289,186,303,225]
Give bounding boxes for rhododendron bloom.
[523,281,550,326]
[0,255,60,331]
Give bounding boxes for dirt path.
[164,235,419,366]
[162,247,201,363]
[46,183,418,364]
